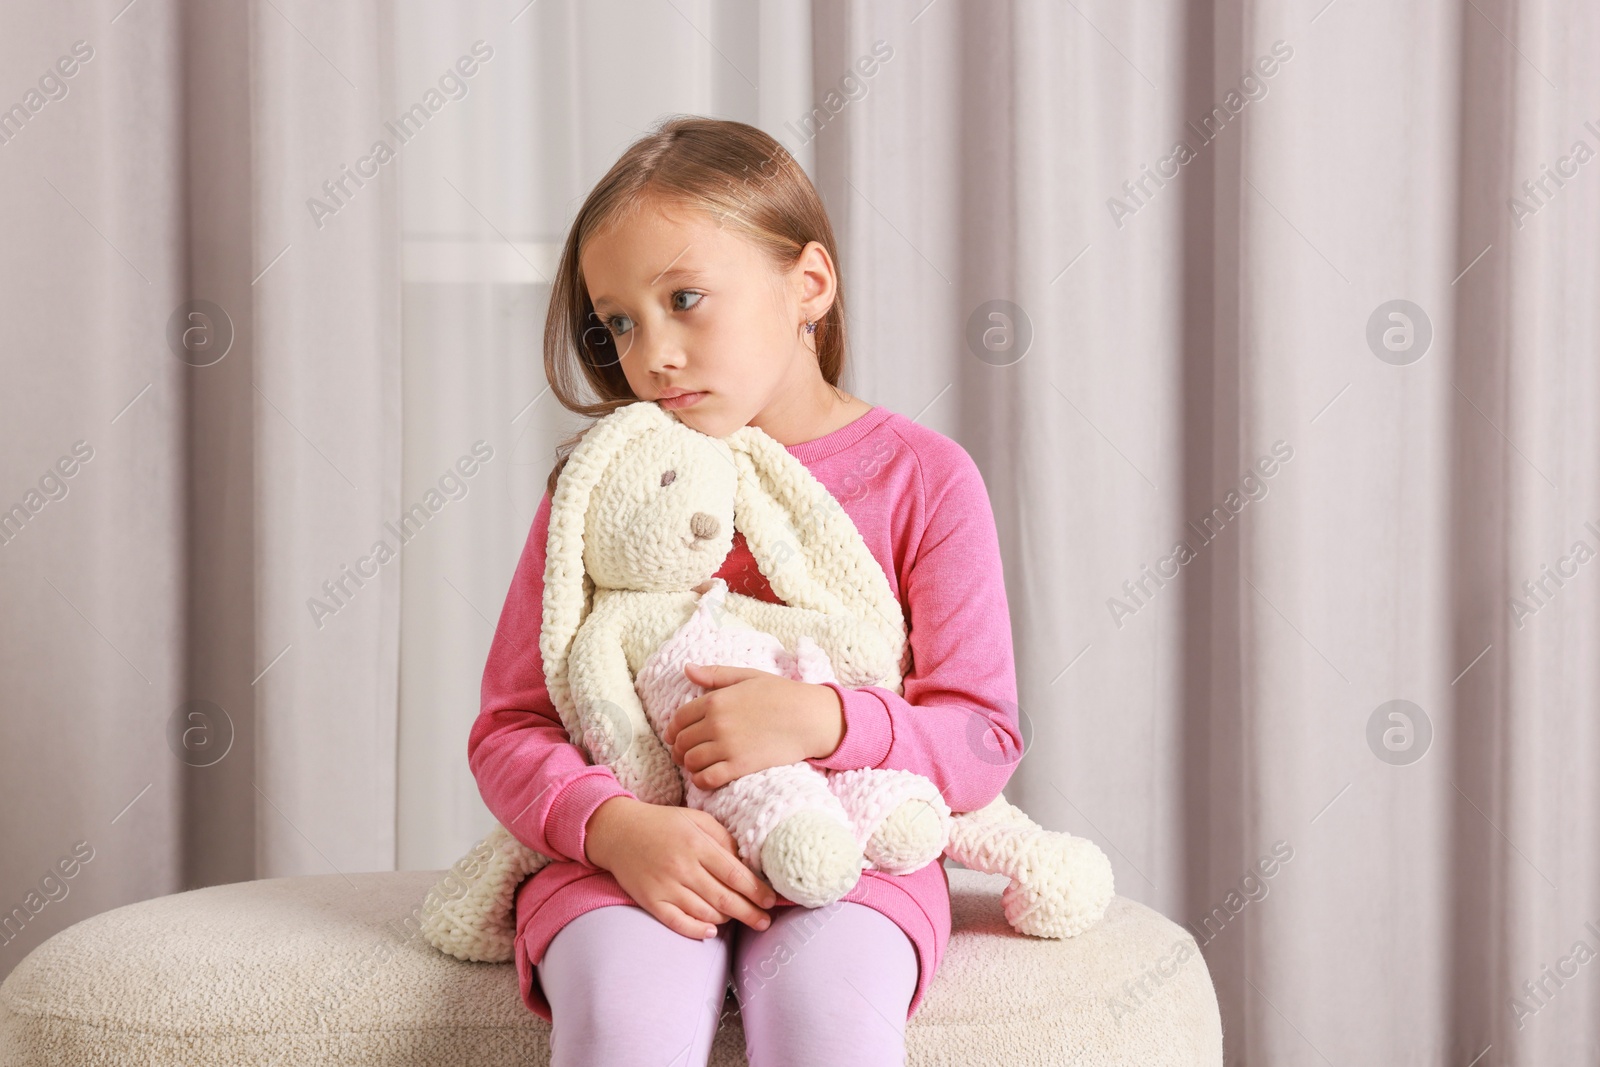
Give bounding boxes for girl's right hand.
[584,796,777,939]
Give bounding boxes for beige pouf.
[0,866,1221,1066]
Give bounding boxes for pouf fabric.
[0,867,1222,1065]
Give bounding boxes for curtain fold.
[245,0,402,880]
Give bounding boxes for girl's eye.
[596,291,701,338]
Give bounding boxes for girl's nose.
[690,512,719,540]
[638,332,685,378]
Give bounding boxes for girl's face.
[579,198,834,440]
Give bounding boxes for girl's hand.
[663,664,845,789]
[584,796,776,938]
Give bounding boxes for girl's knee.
[733,904,916,1062]
[736,903,916,992]
[538,907,734,1063]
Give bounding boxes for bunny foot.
[760,809,864,908]
[944,795,1114,938]
[828,767,952,876]
[865,796,951,875]
[999,831,1114,938]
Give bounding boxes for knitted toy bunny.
[420,401,1115,963]
[545,397,949,907]
[634,573,952,907]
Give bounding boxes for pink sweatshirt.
[467,404,1023,1023]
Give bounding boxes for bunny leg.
[828,768,952,875]
[420,824,553,963]
[944,796,1115,938]
[689,763,863,908]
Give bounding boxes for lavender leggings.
[535,900,918,1066]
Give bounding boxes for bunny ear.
[541,400,675,737]
[725,424,909,691]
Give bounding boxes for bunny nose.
[689,512,719,540]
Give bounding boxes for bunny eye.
[660,470,677,487]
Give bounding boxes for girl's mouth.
[659,391,707,411]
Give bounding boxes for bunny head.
[539,400,910,731]
[571,401,739,595]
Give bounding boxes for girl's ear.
[541,400,674,736]
[724,424,908,691]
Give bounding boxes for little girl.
[468,115,1023,1066]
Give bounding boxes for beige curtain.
[6,1,1599,1063]
[804,2,1598,1063]
[0,0,399,970]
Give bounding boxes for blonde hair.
[542,114,850,498]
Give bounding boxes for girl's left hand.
[663,663,844,790]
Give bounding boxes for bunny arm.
[720,590,896,689]
[567,589,696,807]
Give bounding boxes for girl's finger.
[694,864,771,932]
[689,759,733,790]
[708,841,776,910]
[681,739,723,774]
[665,701,705,744]
[670,890,730,932]
[689,826,776,914]
[671,721,704,759]
[655,899,724,940]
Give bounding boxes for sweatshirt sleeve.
[804,444,1024,815]
[466,490,637,867]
